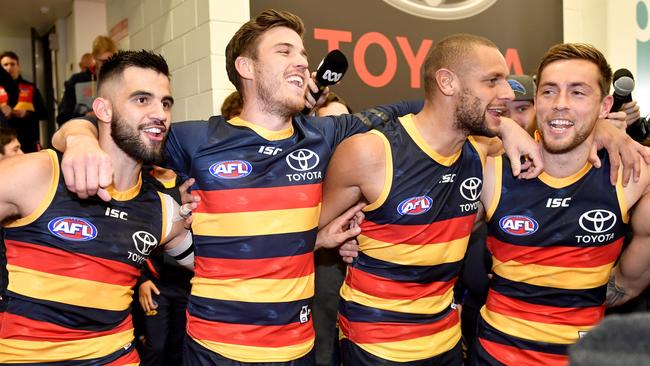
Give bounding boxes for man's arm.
[51,118,112,201]
[159,198,194,271]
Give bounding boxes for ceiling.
[0,0,73,37]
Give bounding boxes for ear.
[92,97,112,124]
[435,68,456,96]
[599,94,614,119]
[235,56,254,81]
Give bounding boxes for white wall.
[105,0,248,122]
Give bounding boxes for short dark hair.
[314,92,352,114]
[537,43,612,98]
[0,127,17,154]
[0,51,18,63]
[423,34,497,98]
[226,9,304,93]
[97,50,170,94]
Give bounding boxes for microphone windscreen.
[613,68,635,96]
[315,50,348,87]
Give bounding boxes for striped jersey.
[165,113,382,362]
[0,150,172,365]
[477,154,627,366]
[339,114,485,362]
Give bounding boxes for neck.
[238,100,293,131]
[541,138,593,178]
[413,100,469,156]
[98,128,142,192]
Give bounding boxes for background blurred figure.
[0,66,18,127]
[78,53,95,73]
[505,74,537,135]
[220,90,243,119]
[0,127,23,159]
[0,51,47,152]
[57,35,117,125]
[314,92,352,117]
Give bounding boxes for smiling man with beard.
[0,50,193,365]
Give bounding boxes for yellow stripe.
[158,191,168,244]
[106,174,142,201]
[401,114,461,166]
[364,130,392,211]
[480,306,592,344]
[7,264,133,311]
[468,135,487,169]
[538,161,592,188]
[485,155,502,221]
[191,274,314,303]
[6,150,59,228]
[192,337,313,363]
[359,235,469,266]
[228,117,294,141]
[15,101,35,112]
[192,205,320,236]
[492,258,614,289]
[340,282,453,315]
[616,168,629,224]
[0,329,133,362]
[351,323,461,362]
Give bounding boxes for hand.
[316,202,365,250]
[498,117,543,179]
[60,134,112,201]
[138,280,160,313]
[0,104,11,118]
[604,111,628,130]
[339,238,360,264]
[303,71,330,112]
[178,178,199,229]
[11,109,27,118]
[622,101,641,126]
[591,119,650,186]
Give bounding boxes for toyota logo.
[383,0,498,21]
[132,231,158,256]
[460,177,482,201]
[579,210,616,234]
[286,149,320,172]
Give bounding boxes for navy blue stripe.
[187,295,312,326]
[491,274,606,308]
[193,229,317,259]
[354,252,461,283]
[477,316,568,355]
[339,299,453,324]
[5,293,130,331]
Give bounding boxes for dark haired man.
[0,127,22,159]
[0,50,193,364]
[0,51,47,152]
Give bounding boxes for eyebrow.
[129,90,175,105]
[275,42,308,58]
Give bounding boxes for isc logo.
[322,69,343,83]
[397,196,433,215]
[499,215,539,236]
[48,217,98,241]
[209,160,252,179]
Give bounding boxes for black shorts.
[340,338,463,366]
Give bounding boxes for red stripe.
[339,309,458,344]
[0,312,133,341]
[104,347,140,366]
[479,338,567,366]
[194,184,322,214]
[145,259,160,279]
[194,252,314,280]
[186,313,313,347]
[5,240,139,286]
[487,236,623,268]
[360,214,475,245]
[486,290,605,326]
[345,267,454,300]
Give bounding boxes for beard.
[254,62,304,118]
[540,125,591,154]
[111,111,166,165]
[454,88,496,137]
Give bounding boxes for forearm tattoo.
[606,275,627,307]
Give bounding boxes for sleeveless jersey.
[477,154,627,366]
[0,150,168,365]
[0,81,34,111]
[165,114,375,362]
[338,114,485,362]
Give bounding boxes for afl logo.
[579,209,616,234]
[383,0,497,21]
[499,215,539,236]
[397,195,433,215]
[286,149,320,172]
[460,177,482,201]
[209,160,252,179]
[48,216,98,241]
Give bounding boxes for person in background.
[78,53,95,73]
[504,74,537,135]
[314,92,352,117]
[0,66,18,127]
[57,35,117,125]
[220,90,244,120]
[0,51,47,152]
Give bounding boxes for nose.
[499,80,515,101]
[552,90,569,111]
[149,101,168,123]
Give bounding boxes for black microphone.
[302,49,348,115]
[611,68,634,112]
